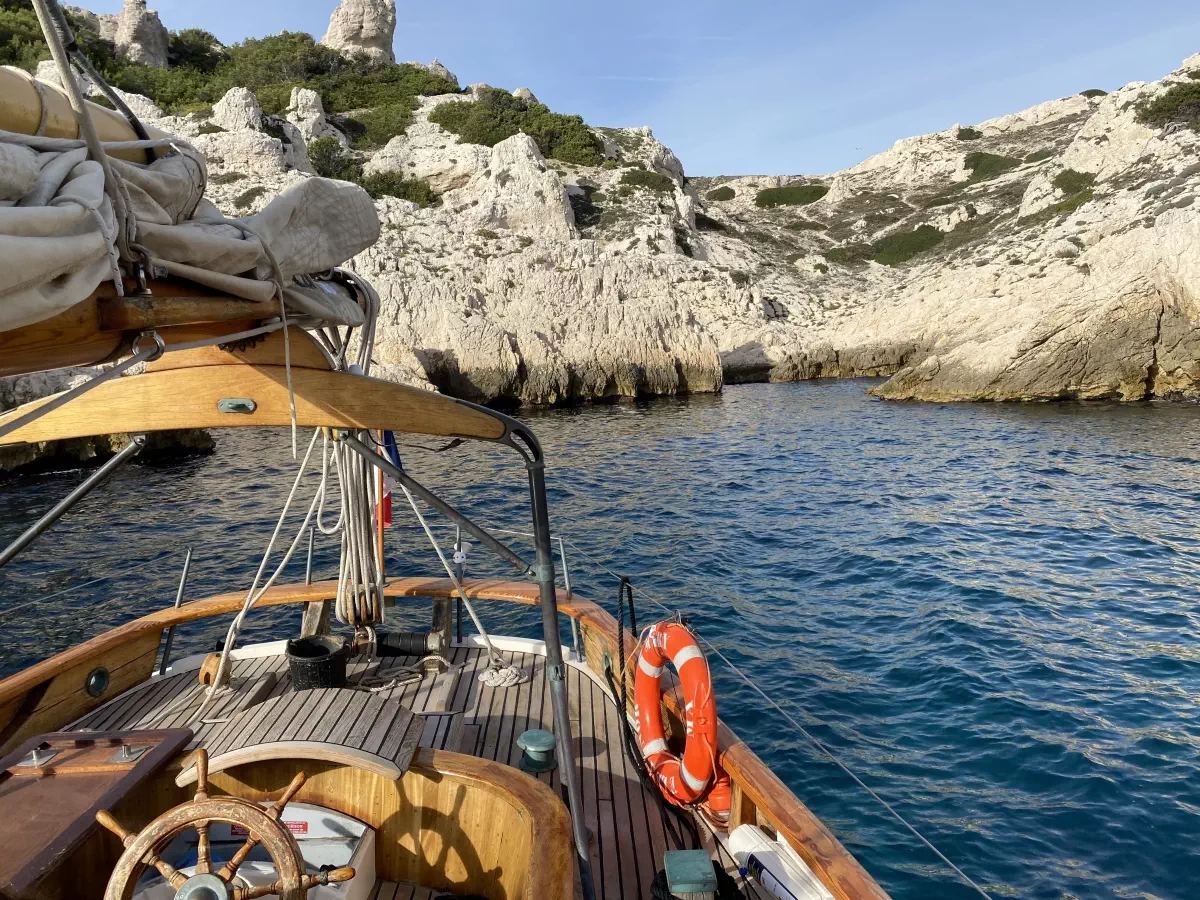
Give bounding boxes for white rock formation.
[113,0,168,68]
[35,59,93,94]
[212,87,263,132]
[285,87,346,146]
[407,59,458,88]
[53,38,1200,407]
[64,5,118,41]
[363,97,489,191]
[513,87,538,104]
[321,0,396,63]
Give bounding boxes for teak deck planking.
[68,646,681,899]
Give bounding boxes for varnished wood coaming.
[0,361,508,446]
[0,578,891,900]
[0,282,281,379]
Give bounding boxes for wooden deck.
[372,879,436,900]
[68,643,690,900]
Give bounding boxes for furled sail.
[0,66,378,334]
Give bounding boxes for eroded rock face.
[103,46,1200,408]
[212,87,263,132]
[286,87,346,146]
[321,0,396,63]
[114,0,168,68]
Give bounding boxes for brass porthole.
[85,666,110,697]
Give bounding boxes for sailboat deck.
[68,643,687,900]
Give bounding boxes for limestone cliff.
[10,2,1200,408]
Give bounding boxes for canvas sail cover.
[0,123,380,334]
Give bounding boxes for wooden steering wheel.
[96,749,353,900]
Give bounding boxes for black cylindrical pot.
[286,635,349,690]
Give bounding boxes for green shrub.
[234,186,267,209]
[1080,88,1108,98]
[785,218,827,231]
[602,159,620,169]
[476,228,499,240]
[924,190,961,208]
[1025,148,1055,164]
[210,171,246,184]
[814,262,829,274]
[956,127,983,140]
[871,225,943,266]
[1054,189,1093,214]
[706,186,735,202]
[620,168,675,193]
[1136,82,1200,132]
[755,183,828,208]
[965,151,1019,182]
[357,172,436,206]
[197,123,226,135]
[1053,169,1096,195]
[730,270,751,286]
[428,88,604,165]
[345,103,413,148]
[168,29,224,73]
[307,136,360,181]
[823,243,872,265]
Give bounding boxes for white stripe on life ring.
[638,655,665,677]
[641,738,668,757]
[680,760,709,792]
[672,644,704,671]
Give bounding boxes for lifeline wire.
[556,536,995,900]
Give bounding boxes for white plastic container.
[727,824,836,900]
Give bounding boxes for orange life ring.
[634,621,730,816]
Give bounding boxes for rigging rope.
[394,477,527,688]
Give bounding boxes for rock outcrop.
[24,0,1200,408]
[113,0,168,68]
[321,0,396,63]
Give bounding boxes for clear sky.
[93,0,1200,176]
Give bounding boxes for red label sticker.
[231,821,308,836]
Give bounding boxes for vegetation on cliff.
[0,3,457,147]
[1137,81,1200,132]
[308,136,435,204]
[755,183,829,208]
[428,87,604,166]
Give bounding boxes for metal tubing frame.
[340,435,533,575]
[0,434,147,570]
[340,422,596,900]
[157,545,193,675]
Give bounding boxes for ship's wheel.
[96,749,353,900]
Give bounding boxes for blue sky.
[95,0,1199,175]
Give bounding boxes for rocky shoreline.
[3,0,1200,473]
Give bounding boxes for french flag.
[377,431,402,528]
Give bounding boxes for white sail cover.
[0,129,379,333]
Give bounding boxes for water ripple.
[1,380,1198,900]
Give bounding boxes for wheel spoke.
[194,747,210,802]
[268,771,307,819]
[233,878,283,900]
[217,833,260,882]
[195,820,211,875]
[97,810,187,887]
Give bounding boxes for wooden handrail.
[0,577,891,900]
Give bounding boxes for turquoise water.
[2,380,1198,900]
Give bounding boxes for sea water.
[1,379,1197,900]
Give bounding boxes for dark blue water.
[2,380,1199,900]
